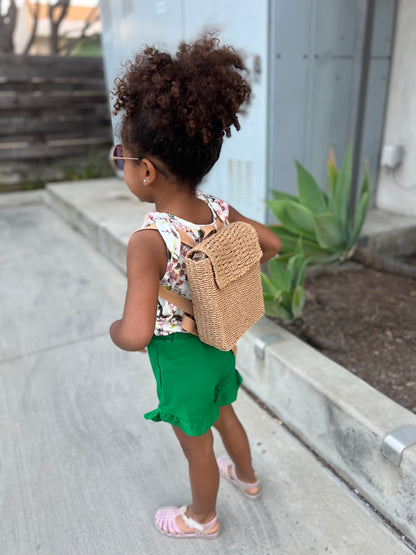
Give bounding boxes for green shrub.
[267,145,370,265]
[261,239,306,322]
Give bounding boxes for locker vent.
[227,158,253,205]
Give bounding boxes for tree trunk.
[24,0,41,54]
[60,3,99,56]
[0,0,17,53]
[49,0,71,54]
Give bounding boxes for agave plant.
[267,146,370,265]
[261,239,306,322]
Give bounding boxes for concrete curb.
[39,180,416,544]
[0,189,45,207]
[46,180,131,273]
[359,208,416,255]
[236,319,416,544]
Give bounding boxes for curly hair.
[112,34,251,188]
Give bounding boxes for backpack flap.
[186,221,263,289]
[185,221,264,351]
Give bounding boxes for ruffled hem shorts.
[144,333,242,437]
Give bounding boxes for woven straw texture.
[186,221,264,351]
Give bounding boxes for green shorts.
[144,333,242,437]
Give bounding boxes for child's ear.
[142,158,158,184]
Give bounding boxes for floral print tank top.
[141,191,230,335]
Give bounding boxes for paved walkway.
[0,195,413,554]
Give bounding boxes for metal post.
[350,0,375,211]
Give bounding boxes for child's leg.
[213,404,259,495]
[171,425,220,531]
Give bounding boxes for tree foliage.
[1,0,100,55]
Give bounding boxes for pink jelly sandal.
[217,455,261,500]
[154,505,220,539]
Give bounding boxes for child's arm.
[110,230,167,351]
[228,206,281,263]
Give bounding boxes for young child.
[109,34,281,539]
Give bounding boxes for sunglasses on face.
[111,144,167,176]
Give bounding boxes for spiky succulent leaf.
[275,304,293,321]
[261,272,277,295]
[314,212,345,249]
[305,251,344,266]
[269,226,322,255]
[296,160,327,214]
[271,190,299,203]
[266,200,316,239]
[268,257,291,292]
[269,226,300,254]
[327,147,339,206]
[287,255,305,288]
[294,237,304,257]
[334,145,352,238]
[264,296,283,318]
[291,286,306,320]
[293,257,306,290]
[279,290,293,313]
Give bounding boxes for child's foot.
[217,455,261,499]
[154,505,220,539]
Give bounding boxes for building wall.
[99,0,270,222]
[376,0,416,215]
[98,0,397,221]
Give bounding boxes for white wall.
[376,0,416,215]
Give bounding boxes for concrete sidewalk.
[0,196,413,554]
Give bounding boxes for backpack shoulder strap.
[199,216,224,239]
[158,285,198,337]
[141,223,196,315]
[158,284,194,316]
[145,223,197,311]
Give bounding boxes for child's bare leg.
[172,426,220,532]
[213,404,259,495]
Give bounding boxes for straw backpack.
[148,215,264,351]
